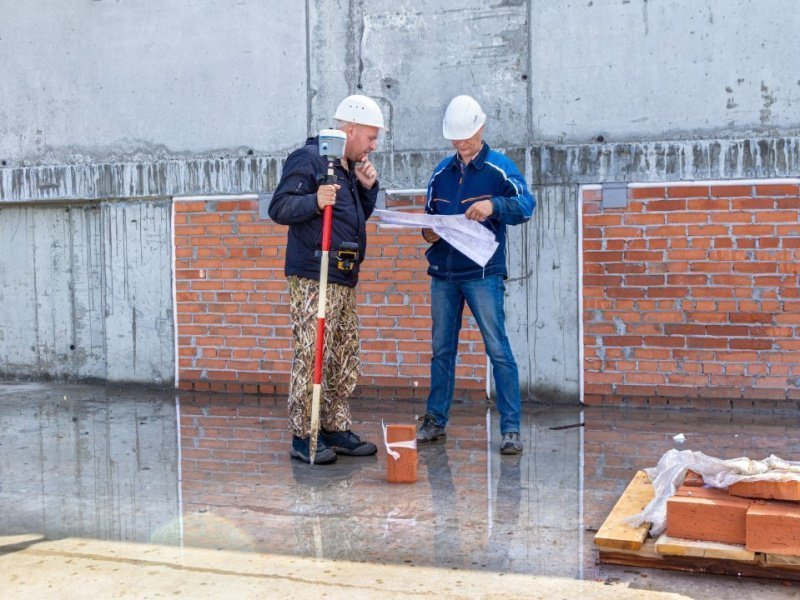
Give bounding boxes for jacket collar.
[449,141,490,171]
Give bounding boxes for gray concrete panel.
[531,0,800,143]
[505,184,580,403]
[0,209,39,370]
[69,206,107,378]
[0,1,307,165]
[0,201,173,384]
[31,208,80,378]
[345,1,529,152]
[102,202,174,383]
[308,0,356,137]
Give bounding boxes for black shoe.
[290,435,338,464]
[500,431,523,455]
[320,429,377,456]
[417,414,446,443]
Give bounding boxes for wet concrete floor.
[1,381,800,598]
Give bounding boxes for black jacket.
[268,136,379,287]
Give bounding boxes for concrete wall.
[4,1,795,174]
[0,200,174,383]
[0,0,306,165]
[530,1,799,143]
[0,0,797,393]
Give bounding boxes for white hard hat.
[334,94,387,130]
[442,95,486,140]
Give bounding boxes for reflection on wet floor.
[176,391,583,577]
[3,381,800,594]
[0,382,179,545]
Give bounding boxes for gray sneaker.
[500,432,523,455]
[417,414,446,443]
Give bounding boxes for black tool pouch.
[335,242,359,272]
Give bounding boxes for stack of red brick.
[667,470,800,555]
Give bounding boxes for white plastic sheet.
[629,448,800,535]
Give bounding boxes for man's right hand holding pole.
[317,184,340,211]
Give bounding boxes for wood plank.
[655,533,756,562]
[765,553,800,569]
[599,540,800,582]
[594,470,653,551]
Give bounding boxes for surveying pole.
[309,129,347,464]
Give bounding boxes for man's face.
[451,126,484,163]
[343,124,380,162]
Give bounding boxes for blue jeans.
[425,275,521,434]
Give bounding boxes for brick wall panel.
[583,182,800,406]
[174,196,487,393]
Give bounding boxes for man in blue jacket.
[269,95,384,465]
[417,95,535,455]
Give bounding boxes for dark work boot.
[320,429,378,456]
[417,414,446,443]
[291,435,338,464]
[500,432,523,455]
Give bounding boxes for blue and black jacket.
[425,142,535,281]
[268,136,379,287]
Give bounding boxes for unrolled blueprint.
[373,209,499,267]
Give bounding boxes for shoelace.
[344,430,361,444]
[419,415,437,428]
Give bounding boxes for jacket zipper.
[448,164,467,281]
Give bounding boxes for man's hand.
[422,228,441,243]
[317,184,340,211]
[465,199,493,222]
[355,158,378,189]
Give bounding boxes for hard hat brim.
[442,114,486,140]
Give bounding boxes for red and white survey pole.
[309,129,347,464]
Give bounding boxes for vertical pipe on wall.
[171,199,179,388]
[577,185,596,404]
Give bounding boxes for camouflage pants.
[287,276,360,437]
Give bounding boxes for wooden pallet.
[594,471,800,581]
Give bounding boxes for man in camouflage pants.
[269,95,385,464]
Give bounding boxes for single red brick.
[754,184,800,197]
[666,485,751,544]
[683,470,705,487]
[730,198,776,210]
[667,186,710,199]
[386,424,418,484]
[746,501,800,556]
[710,185,753,197]
[630,186,667,200]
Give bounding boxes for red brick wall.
[582,182,800,407]
[173,194,486,394]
